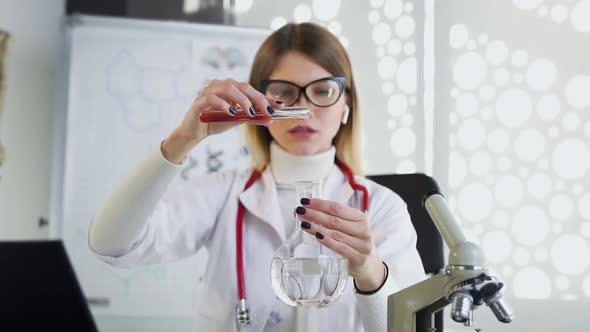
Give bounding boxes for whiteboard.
[51,15,269,317]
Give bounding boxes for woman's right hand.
[162,79,281,164]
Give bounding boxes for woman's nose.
[293,94,309,107]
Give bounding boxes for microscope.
[388,192,513,332]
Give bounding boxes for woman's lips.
[288,125,317,133]
[288,125,317,138]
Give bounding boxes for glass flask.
[270,180,349,307]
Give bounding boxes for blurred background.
[0,0,589,331]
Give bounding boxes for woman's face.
[266,51,347,156]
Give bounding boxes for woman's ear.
[341,105,350,125]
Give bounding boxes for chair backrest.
[368,173,445,332]
[368,173,445,275]
[0,240,98,331]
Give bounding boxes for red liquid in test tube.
[199,106,310,123]
[199,110,272,123]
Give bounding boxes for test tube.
[199,106,310,123]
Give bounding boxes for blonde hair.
[245,22,364,175]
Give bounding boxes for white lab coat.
[91,151,425,332]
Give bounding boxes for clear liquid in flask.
[271,256,348,307]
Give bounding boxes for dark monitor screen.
[0,240,98,331]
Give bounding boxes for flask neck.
[295,180,322,199]
[294,179,322,234]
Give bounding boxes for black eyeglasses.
[260,77,347,107]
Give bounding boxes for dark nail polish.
[229,106,238,115]
[267,106,275,114]
[249,106,256,116]
[300,198,310,205]
[276,100,284,105]
[301,221,311,229]
[316,232,324,240]
[295,206,306,215]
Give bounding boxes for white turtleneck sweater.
[269,141,337,239]
[89,142,406,332]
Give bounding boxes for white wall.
[0,0,66,239]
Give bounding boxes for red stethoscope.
[234,159,370,328]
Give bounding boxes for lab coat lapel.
[323,165,355,205]
[237,165,356,244]
[238,168,286,243]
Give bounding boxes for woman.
[89,22,425,331]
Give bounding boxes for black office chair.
[0,240,98,331]
[368,173,445,332]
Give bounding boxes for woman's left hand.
[296,198,386,292]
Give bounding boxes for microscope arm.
[388,274,448,332]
